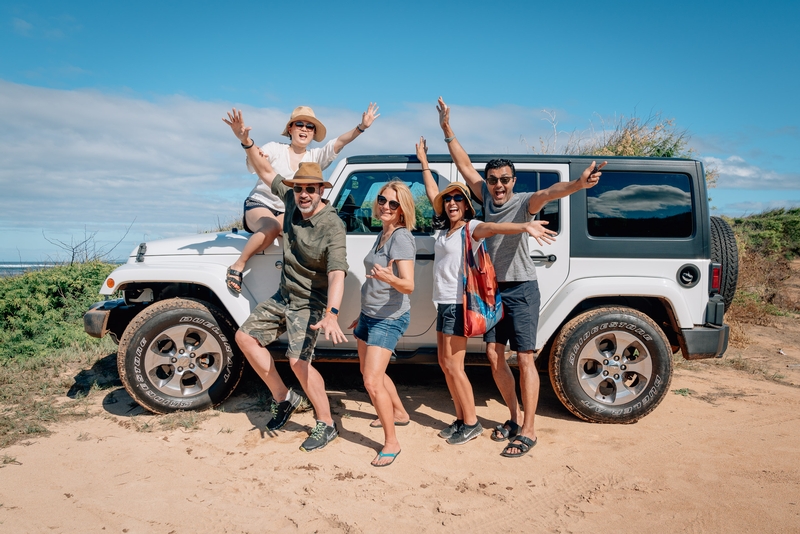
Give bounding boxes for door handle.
[530,254,557,263]
[416,253,434,261]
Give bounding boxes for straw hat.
[281,106,327,142]
[433,182,475,218]
[281,162,333,189]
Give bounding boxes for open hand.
[360,102,380,129]
[436,97,450,130]
[222,108,251,144]
[310,314,347,344]
[524,220,558,246]
[415,137,429,164]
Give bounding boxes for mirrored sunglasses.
[377,195,400,210]
[293,185,319,194]
[292,121,316,130]
[443,193,465,203]
[486,176,512,185]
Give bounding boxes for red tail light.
[710,264,721,293]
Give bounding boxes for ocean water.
[0,263,52,278]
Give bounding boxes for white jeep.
[85,153,737,423]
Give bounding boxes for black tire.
[710,216,739,311]
[549,306,673,424]
[117,298,244,414]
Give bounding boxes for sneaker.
[438,419,464,439]
[266,389,302,431]
[300,421,338,452]
[446,422,483,445]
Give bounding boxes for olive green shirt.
[272,178,348,310]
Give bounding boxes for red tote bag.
[462,223,503,337]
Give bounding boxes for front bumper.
[83,299,141,343]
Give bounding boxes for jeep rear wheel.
[117,298,244,414]
[710,215,739,311]
[549,306,673,424]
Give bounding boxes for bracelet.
[355,124,366,133]
[241,139,255,149]
[444,136,455,144]
[421,168,430,172]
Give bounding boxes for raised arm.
[416,137,441,211]
[527,161,607,214]
[437,97,484,203]
[333,102,380,153]
[473,219,557,246]
[223,108,278,187]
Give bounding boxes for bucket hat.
[282,106,327,142]
[282,162,333,189]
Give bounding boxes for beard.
[297,195,321,215]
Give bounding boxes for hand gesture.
[579,161,607,189]
[222,108,252,144]
[436,97,450,131]
[310,314,347,344]
[366,259,395,284]
[348,317,359,330]
[524,220,557,246]
[360,102,380,129]
[415,136,429,165]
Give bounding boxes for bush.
[0,262,116,362]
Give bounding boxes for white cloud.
[703,155,800,189]
[588,185,691,218]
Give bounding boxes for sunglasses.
[443,193,465,203]
[486,176,513,186]
[377,195,401,210]
[293,185,319,194]
[292,121,316,130]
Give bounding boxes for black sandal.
[226,268,243,293]
[500,435,537,458]
[491,420,520,442]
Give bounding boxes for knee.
[235,330,257,352]
[363,373,383,396]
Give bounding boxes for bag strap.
[463,222,487,274]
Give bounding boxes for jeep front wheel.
[549,306,673,424]
[117,298,244,414]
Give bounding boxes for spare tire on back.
[710,216,739,310]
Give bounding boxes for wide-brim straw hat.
[281,106,327,142]
[433,182,475,219]
[281,162,333,189]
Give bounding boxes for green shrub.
[0,262,116,362]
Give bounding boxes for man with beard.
[234,148,348,452]
[435,97,604,458]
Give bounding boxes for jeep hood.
[128,231,250,258]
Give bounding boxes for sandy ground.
[2,319,800,533]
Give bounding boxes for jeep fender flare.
[99,263,255,326]
[538,276,694,350]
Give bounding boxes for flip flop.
[490,419,520,442]
[369,419,410,428]
[500,435,537,458]
[226,268,243,293]
[371,450,401,467]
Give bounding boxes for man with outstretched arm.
[233,118,347,452]
[436,97,605,457]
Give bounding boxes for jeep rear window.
[586,171,693,238]
[476,171,560,232]
[333,170,436,234]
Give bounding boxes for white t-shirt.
[432,219,484,305]
[245,139,339,212]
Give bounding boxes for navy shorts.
[436,303,465,337]
[242,198,283,233]
[353,311,410,353]
[484,280,540,352]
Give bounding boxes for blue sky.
[1,0,798,261]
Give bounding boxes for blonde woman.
[223,103,379,293]
[349,181,416,467]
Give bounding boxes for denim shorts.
[436,303,465,337]
[353,311,410,353]
[484,280,540,352]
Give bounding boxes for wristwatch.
[326,307,339,316]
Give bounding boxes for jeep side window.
[586,171,694,238]
[333,170,437,234]
[478,170,560,232]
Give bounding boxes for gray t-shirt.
[481,182,538,282]
[361,227,416,319]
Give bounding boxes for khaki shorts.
[240,291,323,361]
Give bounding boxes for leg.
[437,331,464,421]
[230,208,283,275]
[502,350,539,456]
[440,333,477,426]
[360,340,409,426]
[288,357,333,426]
[360,342,403,465]
[235,329,288,400]
[486,341,523,436]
